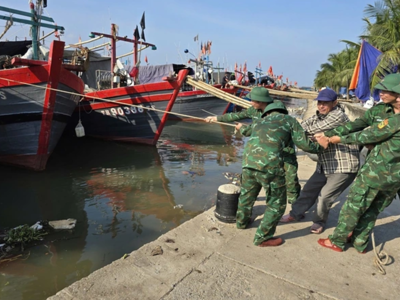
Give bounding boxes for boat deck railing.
[96,69,113,90]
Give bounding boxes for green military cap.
[248,87,274,103]
[392,82,400,94]
[264,100,288,115]
[374,73,400,92]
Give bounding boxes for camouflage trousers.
[284,160,300,204]
[329,177,396,252]
[236,168,286,246]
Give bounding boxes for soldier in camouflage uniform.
[235,87,322,247]
[324,73,400,200]
[316,110,400,253]
[205,97,301,204]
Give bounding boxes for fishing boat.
[70,27,240,132]
[0,4,85,171]
[67,23,191,145]
[168,53,240,120]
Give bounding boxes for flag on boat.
[243,61,247,73]
[258,61,261,69]
[139,12,146,41]
[141,29,146,41]
[194,34,198,42]
[349,40,381,101]
[134,26,140,40]
[145,55,148,63]
[268,66,273,75]
[207,41,212,54]
[140,12,146,29]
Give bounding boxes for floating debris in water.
[182,170,198,177]
[173,204,183,209]
[48,219,77,230]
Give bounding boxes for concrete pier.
[49,99,400,300]
[49,151,400,300]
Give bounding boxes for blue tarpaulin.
[353,40,382,101]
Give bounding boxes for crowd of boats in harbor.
[0,2,311,172]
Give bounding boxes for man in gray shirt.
[280,89,360,234]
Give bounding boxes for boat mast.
[90,25,156,87]
[30,2,39,60]
[0,3,64,60]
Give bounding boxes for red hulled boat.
[0,3,85,170]
[0,41,84,170]
[67,23,191,145]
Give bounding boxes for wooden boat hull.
[68,69,190,145]
[0,41,84,171]
[169,88,238,121]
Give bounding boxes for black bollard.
[214,184,241,223]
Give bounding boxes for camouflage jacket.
[324,102,396,137]
[242,111,321,173]
[339,114,400,189]
[217,106,261,123]
[217,105,297,159]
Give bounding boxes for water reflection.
[0,120,244,300]
[0,99,305,299]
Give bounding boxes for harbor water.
[0,98,306,300]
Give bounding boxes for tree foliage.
[314,0,400,92]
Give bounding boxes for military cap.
[263,100,288,115]
[248,87,274,103]
[374,73,400,92]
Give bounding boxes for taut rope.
[0,76,235,128]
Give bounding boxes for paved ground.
[49,153,400,300]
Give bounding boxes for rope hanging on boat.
[0,76,236,128]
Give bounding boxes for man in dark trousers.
[280,89,360,234]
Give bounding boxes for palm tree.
[361,0,400,87]
[314,47,358,97]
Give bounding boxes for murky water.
[0,99,305,300]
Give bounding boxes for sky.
[1,0,375,86]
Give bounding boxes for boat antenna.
[175,42,184,64]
